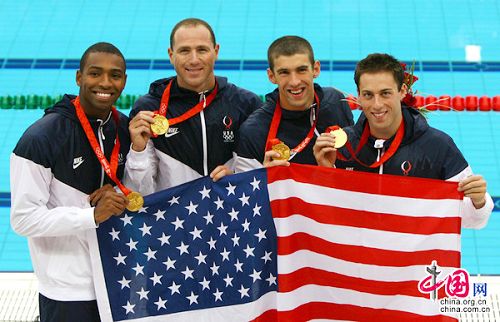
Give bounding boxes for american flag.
[89,165,462,321]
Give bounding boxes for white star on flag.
[122,301,135,314]
[203,211,214,224]
[118,276,131,289]
[136,287,149,300]
[238,285,250,299]
[125,238,138,251]
[242,219,250,232]
[243,245,255,258]
[181,266,195,280]
[254,228,267,242]
[213,288,223,302]
[199,186,211,199]
[228,208,239,221]
[225,182,236,195]
[234,259,244,272]
[185,201,198,215]
[252,204,262,217]
[250,269,262,282]
[113,252,126,266]
[220,248,231,262]
[144,247,157,261]
[131,263,144,276]
[261,251,272,263]
[239,193,250,206]
[231,233,240,246]
[210,262,220,276]
[163,257,176,270]
[109,227,120,241]
[217,222,228,236]
[207,237,217,250]
[171,217,184,230]
[199,277,211,290]
[194,251,207,265]
[250,177,261,191]
[119,214,133,226]
[167,196,179,206]
[214,196,224,210]
[168,281,181,295]
[176,241,189,255]
[187,292,199,305]
[157,233,171,246]
[223,274,233,287]
[150,272,162,286]
[189,226,203,240]
[153,209,166,221]
[139,223,152,236]
[154,297,167,310]
[266,273,277,286]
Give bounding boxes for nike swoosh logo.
[73,160,84,169]
[165,131,180,138]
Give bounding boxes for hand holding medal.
[151,114,169,136]
[270,138,291,160]
[327,125,348,148]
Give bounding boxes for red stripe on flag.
[278,267,448,298]
[271,197,461,234]
[267,164,463,200]
[278,233,461,267]
[253,302,457,322]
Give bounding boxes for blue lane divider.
[2,59,500,72]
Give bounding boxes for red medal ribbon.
[340,118,405,168]
[265,93,320,154]
[73,96,131,195]
[157,79,218,125]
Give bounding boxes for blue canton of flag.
[94,169,277,321]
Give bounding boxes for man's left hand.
[210,165,234,182]
[89,184,115,206]
[458,175,487,209]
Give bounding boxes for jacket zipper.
[199,91,209,176]
[96,112,113,187]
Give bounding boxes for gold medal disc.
[272,142,291,160]
[126,191,144,212]
[330,128,348,148]
[151,115,169,135]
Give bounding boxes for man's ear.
[267,68,277,84]
[400,83,408,97]
[76,70,82,87]
[214,43,220,60]
[168,48,174,64]
[312,60,320,78]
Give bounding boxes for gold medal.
[272,141,291,160]
[330,128,348,148]
[126,191,144,212]
[151,115,169,135]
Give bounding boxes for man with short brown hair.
[313,52,493,228]
[234,35,353,171]
[126,18,261,193]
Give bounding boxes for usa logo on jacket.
[222,115,234,143]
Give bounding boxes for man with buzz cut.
[234,35,353,172]
[125,17,262,194]
[11,42,130,322]
[313,52,493,228]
